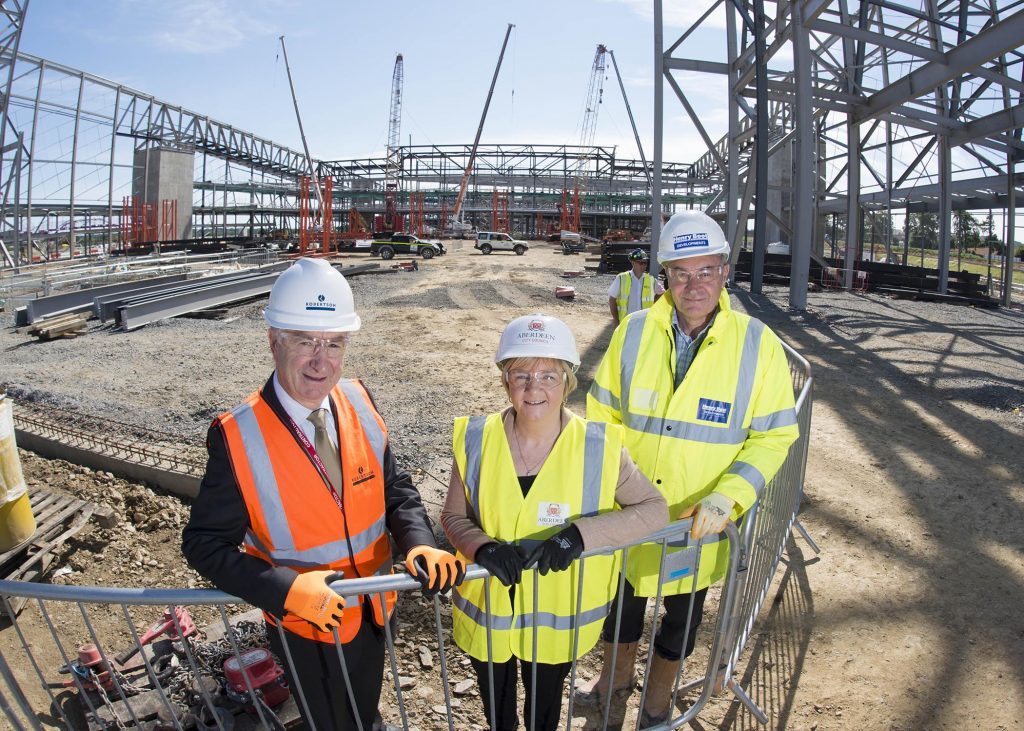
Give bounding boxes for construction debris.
[21,313,88,340]
[555,286,576,301]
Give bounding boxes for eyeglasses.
[663,265,723,285]
[506,370,564,389]
[279,332,349,360]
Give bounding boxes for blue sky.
[19,0,729,166]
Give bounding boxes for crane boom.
[279,35,322,206]
[386,54,404,186]
[573,44,608,190]
[452,23,514,224]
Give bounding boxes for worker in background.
[182,258,464,731]
[441,314,667,731]
[607,247,664,324]
[578,211,799,725]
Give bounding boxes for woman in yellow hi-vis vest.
[441,314,667,731]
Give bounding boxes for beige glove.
[690,493,735,540]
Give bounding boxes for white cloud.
[147,0,281,54]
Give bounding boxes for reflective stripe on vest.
[453,589,613,632]
[586,293,799,597]
[340,380,386,470]
[451,413,621,664]
[609,310,763,445]
[616,271,655,319]
[221,380,396,643]
[463,415,486,520]
[231,397,387,568]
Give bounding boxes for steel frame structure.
[653,0,1023,308]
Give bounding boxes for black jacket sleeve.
[181,420,296,617]
[362,383,437,556]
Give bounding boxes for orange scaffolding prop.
[491,190,509,233]
[559,186,580,233]
[409,192,425,237]
[160,199,178,242]
[322,176,333,253]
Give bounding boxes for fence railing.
[0,343,814,731]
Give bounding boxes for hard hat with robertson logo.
[495,314,581,371]
[263,258,361,332]
[657,210,730,264]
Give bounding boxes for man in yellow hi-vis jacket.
[577,210,799,725]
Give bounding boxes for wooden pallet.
[0,489,112,617]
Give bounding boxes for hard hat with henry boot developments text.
[263,258,361,332]
[495,314,581,371]
[657,210,730,264]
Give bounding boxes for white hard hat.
[263,258,361,332]
[657,210,730,264]
[495,314,580,371]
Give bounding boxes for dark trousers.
[267,615,386,731]
[601,579,709,662]
[470,656,572,731]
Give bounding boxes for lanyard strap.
[283,412,345,514]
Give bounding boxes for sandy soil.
[1,240,1022,730]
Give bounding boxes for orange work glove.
[691,493,736,540]
[405,545,466,597]
[283,570,346,632]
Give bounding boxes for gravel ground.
[1,241,1022,730]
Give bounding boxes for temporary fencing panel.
[0,342,814,730]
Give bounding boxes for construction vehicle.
[475,231,528,256]
[370,233,445,260]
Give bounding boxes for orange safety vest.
[218,379,396,644]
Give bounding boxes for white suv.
[475,231,529,256]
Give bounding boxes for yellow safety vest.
[451,412,622,664]
[616,271,656,320]
[587,290,798,596]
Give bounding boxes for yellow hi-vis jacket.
[587,290,798,596]
[451,412,622,665]
[616,271,656,320]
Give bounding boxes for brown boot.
[573,641,639,706]
[639,653,681,726]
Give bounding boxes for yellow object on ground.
[0,394,36,552]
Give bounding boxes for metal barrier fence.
[0,344,813,731]
[0,522,741,731]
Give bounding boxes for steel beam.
[790,3,813,310]
[117,272,281,331]
[25,272,188,323]
[852,10,1024,122]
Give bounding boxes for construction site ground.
[1,239,1022,730]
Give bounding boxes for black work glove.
[475,542,525,587]
[524,524,584,575]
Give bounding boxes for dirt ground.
[1,240,1022,730]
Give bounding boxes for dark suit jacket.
[181,375,436,616]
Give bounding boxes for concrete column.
[133,147,194,240]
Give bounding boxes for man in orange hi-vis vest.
[183,258,464,731]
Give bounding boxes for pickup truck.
[370,233,446,260]
[475,231,529,256]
